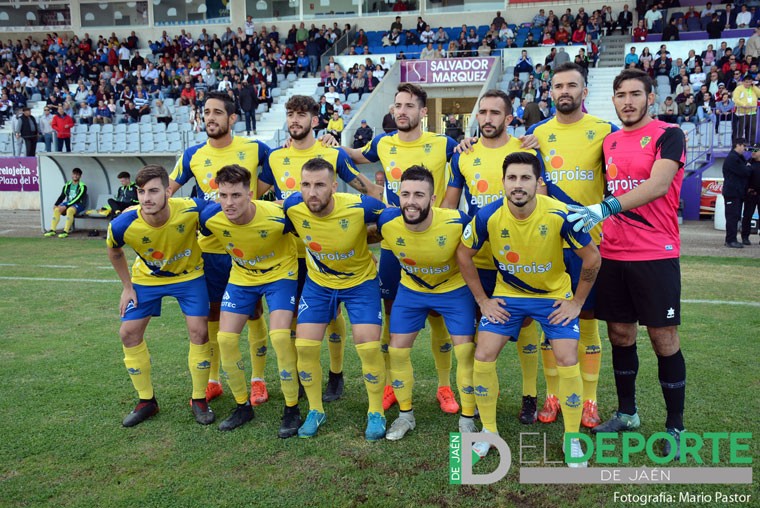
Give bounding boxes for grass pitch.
[0,238,758,507]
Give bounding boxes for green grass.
[0,238,758,507]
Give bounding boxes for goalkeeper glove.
[567,196,622,233]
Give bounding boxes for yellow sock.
[188,342,211,400]
[516,322,539,397]
[247,317,268,380]
[473,359,499,433]
[388,347,414,411]
[50,207,62,231]
[579,319,601,402]
[217,331,248,404]
[207,320,220,382]
[326,312,346,374]
[381,318,391,382]
[428,314,452,387]
[123,341,153,399]
[270,329,298,406]
[295,338,323,413]
[557,363,583,435]
[541,340,559,397]
[63,207,76,233]
[356,342,385,415]
[454,343,476,417]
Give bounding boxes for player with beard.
[525,63,618,429]
[375,166,476,441]
[566,69,687,459]
[170,91,272,408]
[259,95,383,402]
[107,165,215,428]
[443,89,545,425]
[343,83,461,415]
[457,152,600,466]
[282,158,387,440]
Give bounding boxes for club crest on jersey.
[223,230,231,237]
[142,236,151,244]
[548,133,557,142]
[501,228,510,238]
[423,143,432,154]
[586,130,596,141]
[204,158,212,167]
[283,157,291,165]
[396,237,406,246]
[473,157,482,166]
[259,230,268,238]
[389,146,397,154]
[640,136,651,148]
[610,141,618,150]
[302,219,311,229]
[437,235,447,247]
[237,151,246,161]
[176,224,185,233]
[339,218,349,230]
[538,224,548,237]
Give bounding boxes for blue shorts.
[390,285,477,335]
[477,297,580,341]
[564,248,596,311]
[68,202,86,215]
[378,248,401,301]
[122,277,210,321]
[298,276,382,326]
[477,268,497,298]
[221,280,298,315]
[202,253,231,303]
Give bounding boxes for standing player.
[343,83,460,414]
[107,164,215,427]
[567,68,687,458]
[259,95,383,403]
[43,167,87,238]
[526,62,618,428]
[377,166,477,441]
[283,158,387,440]
[457,152,600,466]
[443,89,544,425]
[170,91,271,406]
[200,165,302,437]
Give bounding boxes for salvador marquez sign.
[400,57,496,85]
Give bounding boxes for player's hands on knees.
[548,299,581,326]
[319,133,340,147]
[479,297,510,324]
[119,288,137,318]
[518,134,539,149]
[454,136,478,154]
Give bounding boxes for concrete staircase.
[250,77,322,146]
[598,34,630,68]
[585,67,622,126]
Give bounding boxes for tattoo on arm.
[349,176,369,194]
[581,266,599,283]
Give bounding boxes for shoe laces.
[438,387,455,403]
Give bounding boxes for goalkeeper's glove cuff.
[600,196,622,218]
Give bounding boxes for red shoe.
[581,399,601,428]
[206,381,223,402]
[250,379,269,407]
[436,386,460,414]
[382,384,397,411]
[538,394,560,423]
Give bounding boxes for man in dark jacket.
[44,167,87,238]
[722,138,753,248]
[741,148,760,244]
[17,107,39,156]
[239,81,257,135]
[353,119,373,149]
[107,171,139,219]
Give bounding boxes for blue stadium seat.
[686,17,701,31]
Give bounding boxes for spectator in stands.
[690,65,707,90]
[382,105,397,133]
[706,14,723,40]
[586,14,602,40]
[17,107,38,157]
[676,83,693,102]
[662,18,679,41]
[553,25,569,45]
[654,52,672,77]
[725,4,736,29]
[571,20,587,44]
[353,119,373,149]
[715,91,734,134]
[478,39,493,57]
[51,105,74,152]
[734,38,747,61]
[644,4,662,32]
[433,27,450,45]
[677,94,697,124]
[533,9,547,28]
[748,27,760,61]
[257,81,272,109]
[508,75,524,99]
[633,19,648,42]
[732,74,760,143]
[39,106,54,152]
[421,42,436,60]
[523,81,537,103]
[707,74,722,96]
[420,25,435,44]
[492,11,506,29]
[406,30,420,46]
[391,16,403,33]
[514,50,534,76]
[326,110,344,142]
[698,92,716,125]
[523,32,538,48]
[736,5,752,28]
[443,114,463,141]
[417,17,427,33]
[466,28,480,52]
[78,102,94,125]
[364,70,379,96]
[617,4,633,35]
[355,29,368,47]
[93,100,112,125]
[625,47,639,67]
[659,96,678,123]
[153,99,172,127]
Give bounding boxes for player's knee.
[187,323,209,344]
[648,327,680,355]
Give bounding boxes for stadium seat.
[166,123,179,133]
[686,17,701,32]
[114,124,127,134]
[154,140,169,151]
[168,140,182,152]
[127,123,140,134]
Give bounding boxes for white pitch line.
[0,230,14,234]
[0,263,112,269]
[682,299,760,307]
[0,276,118,283]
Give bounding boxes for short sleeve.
[361,132,385,163]
[360,194,386,223]
[335,148,360,183]
[259,156,275,186]
[655,127,686,166]
[445,135,458,161]
[448,152,464,189]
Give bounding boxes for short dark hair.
[72,167,82,176]
[215,164,251,188]
[400,165,434,192]
[613,68,653,95]
[734,138,747,148]
[285,95,319,116]
[205,90,236,115]
[136,164,169,188]
[117,171,130,179]
[479,89,513,116]
[502,151,541,179]
[302,157,335,175]
[396,82,427,107]
[553,62,588,85]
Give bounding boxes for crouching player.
[456,152,600,466]
[107,164,214,427]
[199,164,302,437]
[376,166,477,441]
